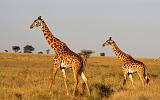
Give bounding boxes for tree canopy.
[79,49,95,57]
[23,45,35,53]
[12,46,20,53]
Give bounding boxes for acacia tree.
[79,49,95,57]
[12,46,20,53]
[79,49,94,66]
[100,52,105,56]
[38,51,43,54]
[46,49,50,54]
[23,45,35,53]
[4,50,8,52]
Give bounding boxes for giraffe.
[102,37,149,87]
[30,16,90,96]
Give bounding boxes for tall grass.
[0,52,160,100]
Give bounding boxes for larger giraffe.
[102,37,149,87]
[30,16,90,96]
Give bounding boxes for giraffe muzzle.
[30,25,33,29]
[102,43,106,47]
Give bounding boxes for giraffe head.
[30,16,44,29]
[102,37,115,47]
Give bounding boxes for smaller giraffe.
[102,37,149,87]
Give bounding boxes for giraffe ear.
[38,16,41,19]
[109,37,112,40]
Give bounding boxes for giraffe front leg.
[128,73,135,88]
[48,63,59,92]
[73,71,78,96]
[61,68,69,96]
[122,70,128,86]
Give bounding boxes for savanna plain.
[0,52,160,100]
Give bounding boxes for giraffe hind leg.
[123,72,128,86]
[80,72,91,96]
[137,71,146,86]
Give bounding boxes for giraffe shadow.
[91,83,114,98]
[150,74,158,78]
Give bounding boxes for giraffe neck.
[111,43,134,63]
[41,21,70,55]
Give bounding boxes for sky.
[0,0,160,58]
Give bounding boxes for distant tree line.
[9,45,51,54]
[7,45,105,56]
[78,49,105,57]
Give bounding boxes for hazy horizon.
[0,0,160,58]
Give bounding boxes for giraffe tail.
[144,66,150,84]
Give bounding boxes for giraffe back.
[123,60,145,74]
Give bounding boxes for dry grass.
[0,52,160,100]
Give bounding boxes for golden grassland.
[0,52,160,100]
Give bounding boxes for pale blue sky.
[0,0,160,58]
